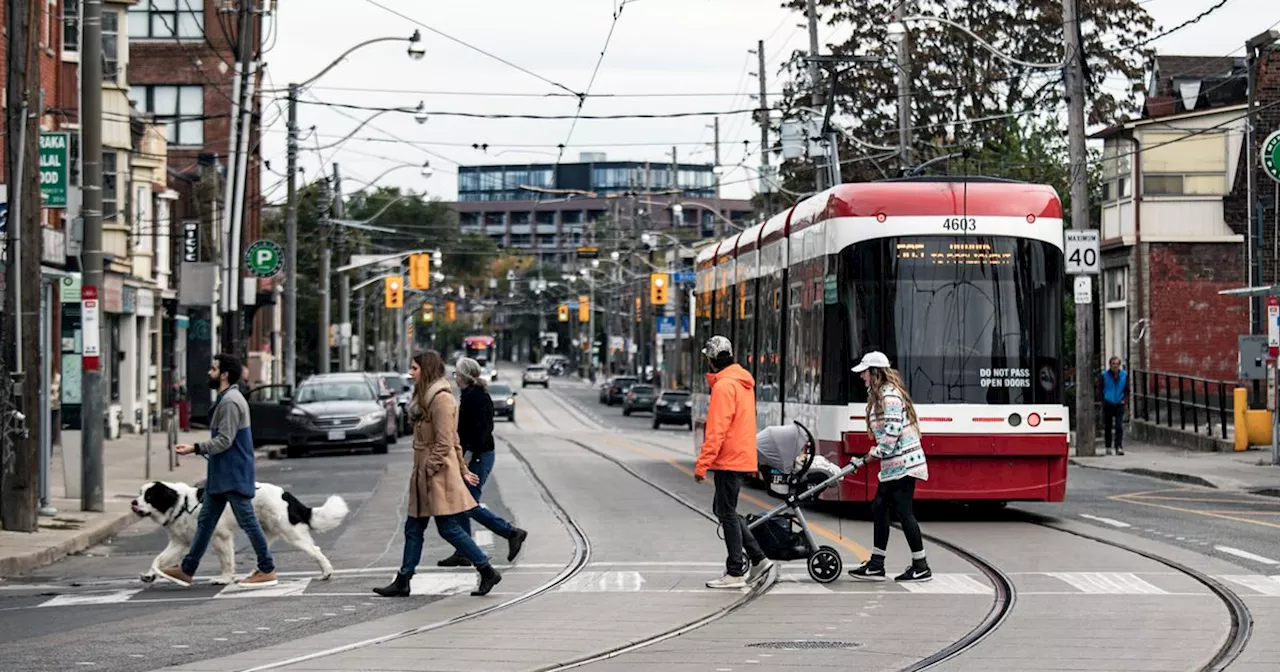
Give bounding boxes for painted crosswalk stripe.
[769,575,835,594]
[409,574,477,596]
[1214,546,1279,565]
[1079,514,1131,528]
[474,530,495,547]
[558,570,646,592]
[213,578,311,599]
[1044,572,1168,594]
[1219,575,1280,596]
[898,574,993,595]
[39,589,144,607]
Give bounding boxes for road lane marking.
[1079,513,1131,528]
[557,571,645,592]
[898,573,993,594]
[1214,546,1279,565]
[1111,492,1280,530]
[214,578,311,599]
[474,530,495,547]
[1044,572,1168,594]
[1220,574,1280,595]
[38,589,143,606]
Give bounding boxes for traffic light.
[557,304,570,322]
[635,295,641,322]
[408,253,431,290]
[422,302,434,322]
[384,275,404,308]
[650,273,669,305]
[445,300,457,322]
[578,296,590,322]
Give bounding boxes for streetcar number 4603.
[942,217,976,232]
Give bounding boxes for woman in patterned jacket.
[846,351,932,583]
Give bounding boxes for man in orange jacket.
[696,336,774,589]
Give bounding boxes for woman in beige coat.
[373,350,502,598]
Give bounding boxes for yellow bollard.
[1235,388,1249,451]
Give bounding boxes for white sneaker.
[747,558,774,584]
[706,573,748,589]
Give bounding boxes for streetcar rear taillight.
[1027,413,1042,427]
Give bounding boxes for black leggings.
[871,477,925,561]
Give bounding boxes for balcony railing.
[1130,369,1233,440]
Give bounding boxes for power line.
[1118,0,1237,52]
[306,85,794,98]
[296,99,758,120]
[360,0,579,96]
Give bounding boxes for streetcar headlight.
[1007,413,1022,427]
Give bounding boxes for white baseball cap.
[852,351,891,373]
[702,335,733,359]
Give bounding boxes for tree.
[774,0,1155,189]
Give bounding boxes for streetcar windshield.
[839,236,1063,405]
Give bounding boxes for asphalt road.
[555,378,1280,576]
[0,436,518,672]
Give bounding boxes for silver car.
[522,365,550,388]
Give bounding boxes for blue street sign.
[673,272,696,285]
[657,315,691,337]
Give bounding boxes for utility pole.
[893,2,913,171]
[282,84,299,388]
[81,0,106,511]
[334,164,350,372]
[756,40,772,217]
[1063,0,1097,457]
[713,117,722,199]
[3,0,42,531]
[318,176,331,375]
[805,0,827,191]
[224,0,255,357]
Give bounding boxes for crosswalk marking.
[1219,575,1280,596]
[558,571,646,592]
[1045,572,1168,594]
[38,589,144,607]
[214,579,312,599]
[474,530,495,547]
[409,574,478,596]
[899,573,993,595]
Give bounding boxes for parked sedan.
[652,390,692,429]
[522,365,550,388]
[622,384,657,416]
[377,371,413,436]
[488,383,517,421]
[284,373,393,458]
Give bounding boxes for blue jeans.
[399,514,490,576]
[182,491,275,576]
[461,451,515,539]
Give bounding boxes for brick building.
[1093,41,1280,387]
[126,0,268,389]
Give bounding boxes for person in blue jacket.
[159,354,278,587]
[1100,356,1127,456]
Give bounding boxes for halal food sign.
[1264,130,1280,186]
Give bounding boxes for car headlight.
[506,398,515,406]
[360,411,386,426]
[288,408,310,424]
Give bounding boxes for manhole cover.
[746,641,862,650]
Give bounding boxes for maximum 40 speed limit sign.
[1064,230,1100,274]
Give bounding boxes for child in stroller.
[742,421,855,583]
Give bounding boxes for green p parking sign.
[1264,130,1280,186]
[245,240,284,278]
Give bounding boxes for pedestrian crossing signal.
[650,273,669,305]
[557,304,569,322]
[408,253,431,290]
[384,276,404,308]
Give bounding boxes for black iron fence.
[1130,369,1234,440]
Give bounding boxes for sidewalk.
[0,428,210,578]
[1070,439,1280,493]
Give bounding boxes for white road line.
[1220,575,1280,596]
[1044,572,1168,594]
[474,530,495,547]
[898,574,993,595]
[1214,546,1280,565]
[1079,513,1132,528]
[38,589,143,607]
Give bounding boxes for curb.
[0,511,138,579]
[1069,458,1219,489]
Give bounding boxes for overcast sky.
[259,0,1279,204]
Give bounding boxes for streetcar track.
[1033,519,1252,672]
[233,439,592,672]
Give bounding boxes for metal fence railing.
[1131,369,1234,440]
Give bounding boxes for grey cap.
[701,335,733,359]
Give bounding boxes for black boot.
[506,528,529,562]
[372,573,412,597]
[472,564,502,596]
[437,553,473,567]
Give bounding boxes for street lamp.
[283,31,425,388]
[421,160,434,179]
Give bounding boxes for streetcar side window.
[736,249,759,380]
[757,243,784,404]
[821,252,854,406]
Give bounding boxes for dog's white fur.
[131,480,349,585]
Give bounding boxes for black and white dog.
[131,480,349,585]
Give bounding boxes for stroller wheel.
[807,545,843,584]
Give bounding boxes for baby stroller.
[744,421,856,583]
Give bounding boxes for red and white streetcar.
[693,177,1068,504]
